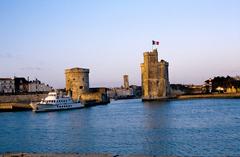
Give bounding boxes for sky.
[0,0,240,88]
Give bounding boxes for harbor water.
[0,98,240,156]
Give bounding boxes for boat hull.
[30,102,84,112]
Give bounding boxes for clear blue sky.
[0,0,240,88]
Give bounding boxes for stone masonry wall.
[141,49,170,100]
[65,67,89,101]
[0,94,47,103]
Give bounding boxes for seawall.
[177,93,240,99]
[141,93,240,101]
[0,94,47,103]
[0,94,47,111]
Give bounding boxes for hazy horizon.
[0,0,240,88]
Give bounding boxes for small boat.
[30,92,84,112]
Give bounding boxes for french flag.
[152,40,160,45]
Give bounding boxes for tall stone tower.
[140,49,170,100]
[65,67,89,101]
[123,75,129,89]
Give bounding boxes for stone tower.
[140,49,170,100]
[123,75,129,89]
[65,67,89,101]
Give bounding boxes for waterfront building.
[14,77,29,93]
[204,76,240,93]
[107,87,135,99]
[107,75,138,99]
[130,85,142,98]
[140,49,170,100]
[0,78,15,94]
[28,79,53,93]
[15,77,53,94]
[204,78,212,93]
[234,76,240,81]
[65,67,89,101]
[226,86,238,93]
[123,75,129,89]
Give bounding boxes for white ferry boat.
[30,92,84,112]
